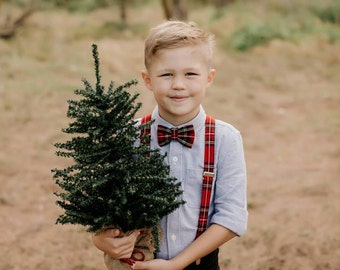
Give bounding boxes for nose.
[172,76,185,90]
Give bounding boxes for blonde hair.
[144,20,215,70]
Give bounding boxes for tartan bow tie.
[157,124,195,148]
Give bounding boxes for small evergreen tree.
[52,44,184,237]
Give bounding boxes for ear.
[206,68,216,87]
[141,70,153,91]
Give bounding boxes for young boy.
[92,20,248,270]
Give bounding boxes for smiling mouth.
[170,96,188,101]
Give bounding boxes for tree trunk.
[161,0,173,20]
[215,0,235,8]
[161,0,188,21]
[173,0,188,21]
[119,0,127,24]
[0,7,34,39]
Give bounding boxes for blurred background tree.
[0,0,238,24]
[0,0,34,38]
[1,0,339,49]
[161,0,188,21]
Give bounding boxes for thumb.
[106,228,120,237]
[132,261,148,269]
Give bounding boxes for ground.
[0,4,339,270]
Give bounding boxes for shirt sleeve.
[210,122,248,236]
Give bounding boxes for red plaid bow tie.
[157,125,195,148]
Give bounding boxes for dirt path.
[0,7,339,270]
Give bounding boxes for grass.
[207,0,340,51]
[228,21,286,51]
[71,20,149,40]
[5,0,340,51]
[310,1,340,24]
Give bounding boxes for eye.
[159,73,173,77]
[185,72,198,76]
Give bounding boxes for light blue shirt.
[138,106,248,260]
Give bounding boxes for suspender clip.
[203,171,214,178]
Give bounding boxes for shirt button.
[171,234,177,242]
[172,156,178,163]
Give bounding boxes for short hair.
[144,20,215,70]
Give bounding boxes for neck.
[158,111,200,126]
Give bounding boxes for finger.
[109,232,139,258]
[131,261,148,270]
[105,228,121,237]
[106,243,132,259]
[117,231,139,248]
[128,230,140,242]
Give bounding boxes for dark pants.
[183,249,220,270]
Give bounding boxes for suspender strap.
[141,114,152,133]
[141,114,152,142]
[195,115,215,239]
[140,114,216,239]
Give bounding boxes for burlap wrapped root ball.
[104,227,161,270]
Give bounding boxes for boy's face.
[142,45,215,126]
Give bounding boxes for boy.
[92,20,248,270]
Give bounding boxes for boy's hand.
[131,259,180,270]
[92,229,140,259]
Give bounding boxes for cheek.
[192,83,207,99]
[191,80,207,92]
[153,80,169,91]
